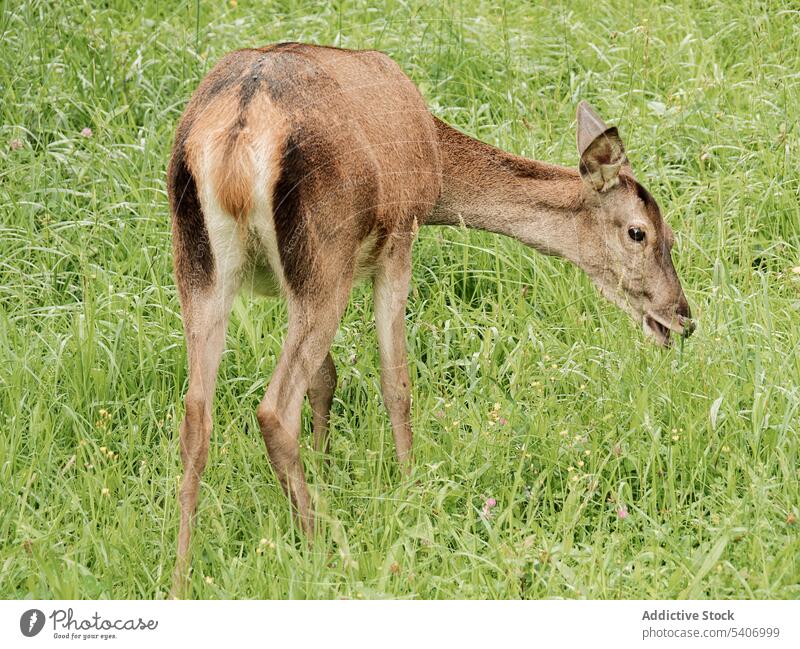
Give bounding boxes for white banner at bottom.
[2,600,798,648]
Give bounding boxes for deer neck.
[428,117,588,265]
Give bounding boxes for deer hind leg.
[171,210,244,597]
[374,235,414,468]
[244,266,337,455]
[307,351,337,455]
[257,280,352,535]
[171,280,239,596]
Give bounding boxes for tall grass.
[0,0,798,598]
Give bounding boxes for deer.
[167,42,694,595]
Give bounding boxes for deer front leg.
[307,352,337,455]
[374,238,414,468]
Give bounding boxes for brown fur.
[167,51,260,291]
[167,145,212,295]
[167,44,693,596]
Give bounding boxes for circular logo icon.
[20,609,45,637]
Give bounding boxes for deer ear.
[576,101,627,192]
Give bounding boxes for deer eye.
[628,227,646,243]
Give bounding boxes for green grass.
[1,0,798,599]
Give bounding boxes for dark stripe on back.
[261,48,341,107]
[238,56,267,113]
[193,51,253,119]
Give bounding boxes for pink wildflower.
[80,127,93,138]
[617,506,629,520]
[481,497,497,520]
[9,138,23,151]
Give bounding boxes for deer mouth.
[643,312,695,347]
[644,314,671,346]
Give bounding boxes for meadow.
[0,0,798,599]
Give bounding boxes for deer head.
[575,101,694,346]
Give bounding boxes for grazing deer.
[167,42,694,594]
